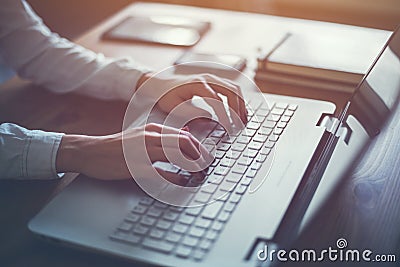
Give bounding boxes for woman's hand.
[55,123,211,184]
[137,73,248,128]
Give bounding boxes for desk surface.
[0,2,398,266]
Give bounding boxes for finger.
[154,166,188,186]
[150,124,211,160]
[193,78,232,132]
[204,75,247,124]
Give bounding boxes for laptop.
[28,28,400,267]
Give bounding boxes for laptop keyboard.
[109,101,297,261]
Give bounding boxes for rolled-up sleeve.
[0,0,151,101]
[0,123,64,180]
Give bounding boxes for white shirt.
[0,0,151,179]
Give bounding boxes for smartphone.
[102,16,210,47]
[174,52,247,72]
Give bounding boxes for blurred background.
[28,0,400,40]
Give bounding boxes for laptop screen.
[349,27,400,136]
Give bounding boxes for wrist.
[135,72,153,91]
[56,134,93,173]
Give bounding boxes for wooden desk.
[0,3,398,266]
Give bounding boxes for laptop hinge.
[318,114,352,144]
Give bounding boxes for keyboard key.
[281,115,291,123]
[125,234,142,244]
[172,223,189,234]
[211,221,224,231]
[199,239,213,250]
[246,168,258,178]
[143,238,174,253]
[118,221,134,232]
[226,172,243,183]
[242,129,256,137]
[125,213,141,223]
[154,202,169,209]
[214,166,229,176]
[214,150,225,159]
[210,130,225,138]
[176,245,192,258]
[147,207,163,218]
[246,121,262,130]
[204,137,220,145]
[132,205,147,214]
[217,211,230,222]
[276,102,289,109]
[241,177,252,186]
[237,156,253,166]
[256,154,268,163]
[232,143,246,152]
[277,122,287,129]
[260,147,271,155]
[215,192,230,202]
[210,158,220,167]
[264,141,275,148]
[195,217,212,228]
[269,134,279,142]
[237,135,251,144]
[258,128,272,136]
[256,109,269,116]
[221,136,236,144]
[251,162,263,171]
[224,202,236,212]
[133,224,149,235]
[284,110,294,117]
[185,206,203,216]
[193,249,206,261]
[205,230,219,240]
[242,149,257,158]
[182,236,200,247]
[267,114,281,122]
[253,134,268,143]
[248,142,263,151]
[220,158,235,168]
[262,121,276,129]
[139,197,154,206]
[163,210,180,221]
[140,216,156,226]
[202,201,224,219]
[149,229,166,239]
[193,191,212,203]
[208,174,224,185]
[178,214,195,225]
[217,143,231,151]
[271,107,285,116]
[232,163,248,174]
[156,219,172,230]
[189,226,206,238]
[201,183,218,194]
[236,185,248,195]
[229,193,242,204]
[165,232,182,243]
[219,180,236,192]
[287,104,298,111]
[226,150,241,160]
[204,144,215,152]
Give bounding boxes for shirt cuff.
[24,129,64,179]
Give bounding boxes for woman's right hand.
[56,123,211,184]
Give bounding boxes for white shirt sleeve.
[0,0,152,179]
[0,123,64,179]
[0,0,151,100]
